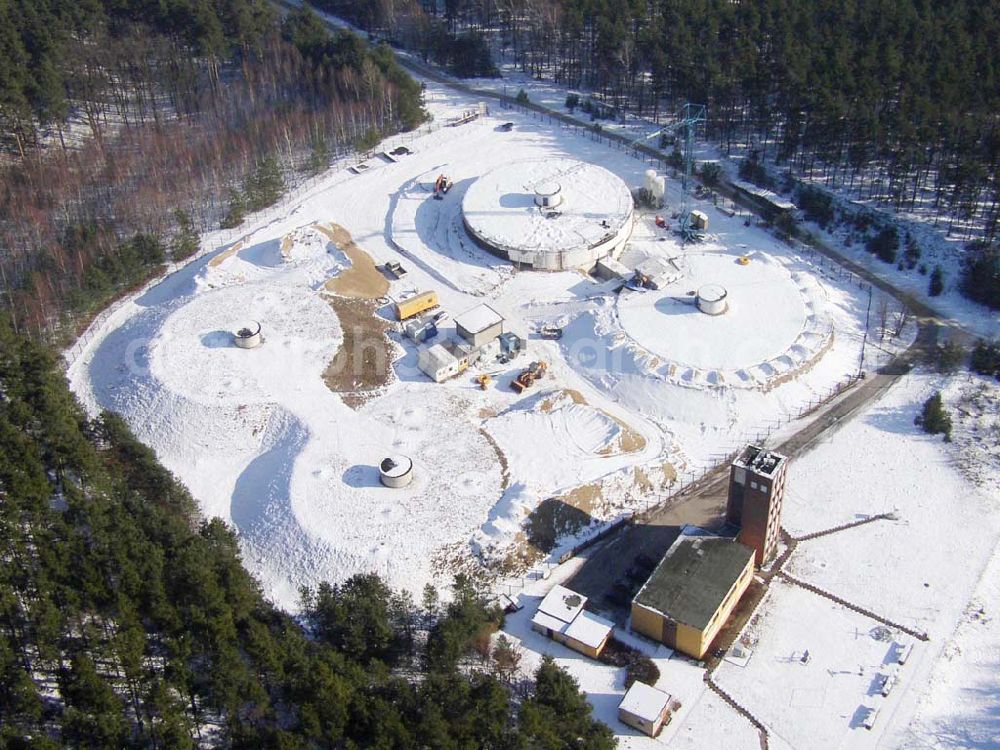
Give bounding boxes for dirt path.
[208,240,243,268]
[313,222,393,407]
[314,222,389,300]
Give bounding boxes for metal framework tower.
[631,103,707,237]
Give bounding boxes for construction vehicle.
[384,260,407,278]
[510,360,547,393]
[394,290,439,321]
[475,373,492,390]
[433,174,453,200]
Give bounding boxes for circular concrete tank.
[379,455,414,488]
[462,158,634,271]
[697,285,728,315]
[233,321,263,348]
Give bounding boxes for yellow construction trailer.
[395,291,439,321]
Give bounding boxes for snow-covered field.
[63,68,999,748]
[713,373,1000,749]
[68,79,880,606]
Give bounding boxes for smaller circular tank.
[379,455,414,488]
[697,285,728,315]
[534,182,563,208]
[233,321,263,348]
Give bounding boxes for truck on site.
[511,361,547,393]
[394,290,439,321]
[384,260,407,278]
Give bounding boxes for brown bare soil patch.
[633,461,677,493]
[538,388,588,413]
[279,233,294,261]
[322,296,393,409]
[478,428,511,491]
[208,240,243,268]
[597,412,646,455]
[314,223,389,299]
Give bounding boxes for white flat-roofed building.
[416,339,477,383]
[455,304,504,348]
[634,256,682,290]
[618,681,672,737]
[531,585,613,658]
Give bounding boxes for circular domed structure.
[697,284,728,315]
[462,158,634,271]
[379,455,414,488]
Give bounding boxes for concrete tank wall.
[233,322,263,348]
[379,456,414,488]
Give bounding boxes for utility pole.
[858,285,872,376]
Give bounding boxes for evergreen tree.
[929,265,944,296]
[915,392,952,441]
[171,210,201,261]
[969,340,1000,378]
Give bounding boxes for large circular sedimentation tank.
[462,158,634,271]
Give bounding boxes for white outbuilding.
[617,681,672,737]
[455,303,505,348]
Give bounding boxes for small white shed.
[618,681,672,737]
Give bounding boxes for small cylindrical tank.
[233,321,263,348]
[534,182,563,208]
[379,455,414,488]
[697,285,728,315]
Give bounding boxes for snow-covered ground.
[62,64,999,748]
[68,78,882,611]
[711,373,1000,749]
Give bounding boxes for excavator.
[510,361,547,393]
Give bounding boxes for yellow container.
[395,291,439,321]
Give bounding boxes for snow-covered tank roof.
[462,158,633,257]
[379,455,413,478]
[697,284,728,303]
[234,321,262,338]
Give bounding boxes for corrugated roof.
[633,537,753,630]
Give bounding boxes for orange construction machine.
[433,174,453,199]
[510,361,547,393]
